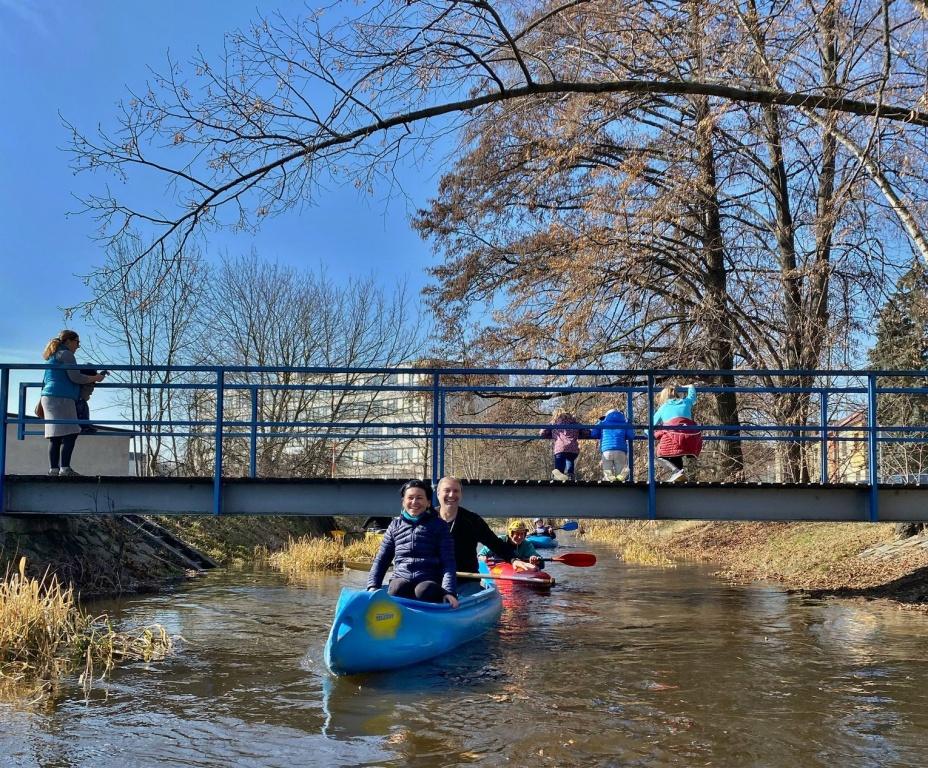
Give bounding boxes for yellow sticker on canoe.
[366,599,402,639]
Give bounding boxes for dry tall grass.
[0,558,173,700]
[578,520,676,567]
[344,535,382,562]
[270,534,382,582]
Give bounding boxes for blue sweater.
[367,509,457,595]
[652,385,697,427]
[41,349,84,400]
[590,410,634,453]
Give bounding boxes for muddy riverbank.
[0,515,335,596]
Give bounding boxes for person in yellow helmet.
[480,520,545,570]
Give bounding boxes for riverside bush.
[0,558,173,698]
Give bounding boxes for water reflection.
[0,549,926,767]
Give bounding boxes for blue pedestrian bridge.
[2,364,925,522]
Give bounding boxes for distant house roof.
[832,409,866,429]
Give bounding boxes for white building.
[209,366,505,479]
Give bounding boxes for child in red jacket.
[652,384,703,482]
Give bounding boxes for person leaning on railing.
[540,408,592,482]
[39,330,105,477]
[651,383,704,483]
[589,407,635,482]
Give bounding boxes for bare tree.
[184,252,427,477]
[85,234,207,475]
[869,260,928,481]
[66,0,928,284]
[86,243,426,477]
[67,2,928,481]
[416,2,928,478]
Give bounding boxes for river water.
[2,541,928,768]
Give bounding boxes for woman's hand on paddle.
[528,555,543,566]
[444,593,459,609]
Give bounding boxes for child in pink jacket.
[540,409,591,481]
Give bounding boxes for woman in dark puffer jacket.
[367,480,459,607]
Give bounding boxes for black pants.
[48,434,77,469]
[388,577,446,603]
[658,456,685,471]
[75,398,95,433]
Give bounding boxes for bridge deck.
[3,476,925,522]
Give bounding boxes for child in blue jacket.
[590,408,635,481]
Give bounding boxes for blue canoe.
[526,534,559,549]
[324,581,502,675]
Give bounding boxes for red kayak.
[482,559,554,588]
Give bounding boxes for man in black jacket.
[436,477,534,580]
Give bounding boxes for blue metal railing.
[2,364,926,519]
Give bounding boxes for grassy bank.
[579,521,928,606]
[154,515,337,565]
[0,558,173,700]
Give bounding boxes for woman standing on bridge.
[367,480,459,607]
[39,331,105,477]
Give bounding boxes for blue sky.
[0,1,442,406]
